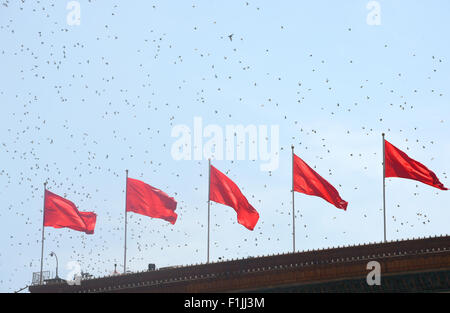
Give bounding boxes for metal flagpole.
[291,145,296,253]
[207,159,211,263]
[40,182,47,285]
[124,169,128,273]
[382,133,387,243]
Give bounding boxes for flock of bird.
[0,1,449,293]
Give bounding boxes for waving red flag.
[384,139,448,190]
[209,165,259,230]
[293,154,348,210]
[44,190,97,234]
[126,178,178,224]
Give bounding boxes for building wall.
[29,236,450,293]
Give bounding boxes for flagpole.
[124,169,128,274]
[291,145,296,253]
[207,159,211,264]
[382,133,387,243]
[40,182,47,285]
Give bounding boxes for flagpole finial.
[291,145,294,150]
[382,133,385,137]
[44,181,47,187]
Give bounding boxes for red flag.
[293,154,348,210]
[384,139,448,190]
[126,178,178,224]
[44,190,97,234]
[209,165,259,230]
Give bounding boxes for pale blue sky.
[0,1,449,292]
